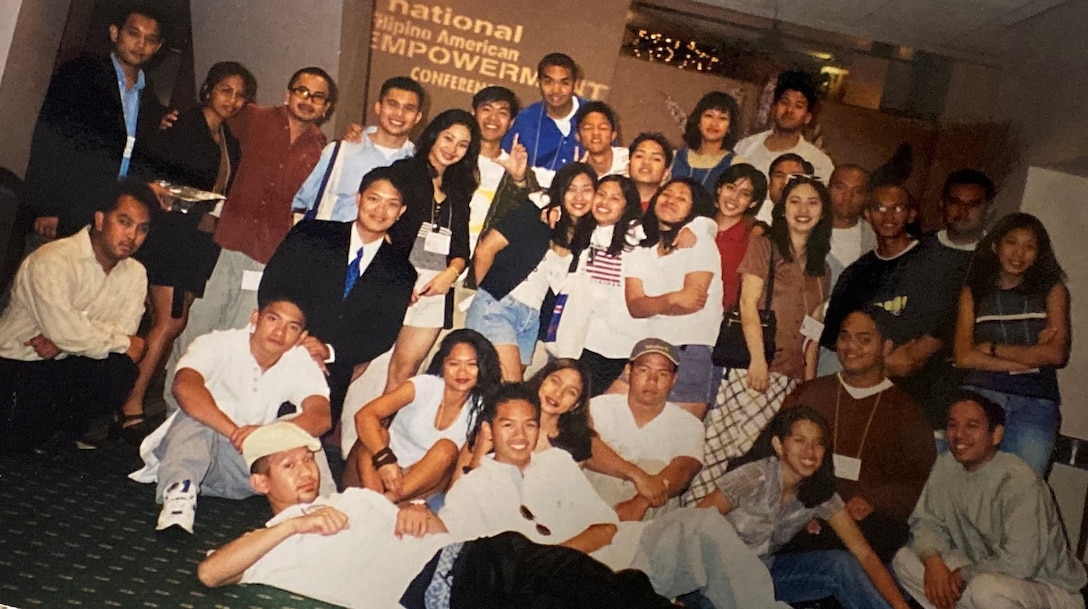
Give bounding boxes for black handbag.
[712,246,777,368]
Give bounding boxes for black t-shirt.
[479,199,552,301]
[820,243,921,348]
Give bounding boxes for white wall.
[0,0,23,84]
[190,1,345,135]
[1019,166,1088,440]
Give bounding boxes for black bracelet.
[372,447,398,469]
[990,342,998,358]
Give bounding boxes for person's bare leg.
[389,439,460,502]
[343,440,383,491]
[494,344,525,382]
[122,285,193,421]
[384,325,442,393]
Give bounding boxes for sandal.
[117,413,150,446]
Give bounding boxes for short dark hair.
[950,390,1005,431]
[714,162,768,206]
[379,76,426,109]
[111,3,164,32]
[472,85,519,117]
[683,91,741,150]
[200,61,257,105]
[774,71,818,112]
[288,67,338,109]
[844,305,894,342]
[941,169,996,202]
[97,177,157,216]
[537,52,580,81]
[628,132,674,168]
[831,164,870,185]
[481,383,541,425]
[357,165,407,200]
[254,294,310,330]
[769,153,812,177]
[574,100,618,131]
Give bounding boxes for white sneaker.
[157,479,197,533]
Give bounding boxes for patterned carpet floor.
[0,442,339,609]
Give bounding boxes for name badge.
[833,453,862,481]
[241,270,263,291]
[800,314,824,342]
[122,135,136,159]
[424,224,451,255]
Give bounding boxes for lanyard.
[833,383,883,459]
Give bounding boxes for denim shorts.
[465,289,540,365]
[668,344,721,404]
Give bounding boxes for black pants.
[401,532,674,609]
[0,353,137,453]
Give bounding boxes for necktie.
[343,246,363,299]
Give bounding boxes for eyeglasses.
[869,203,908,214]
[290,86,329,104]
[519,504,551,536]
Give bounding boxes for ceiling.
[685,0,1069,62]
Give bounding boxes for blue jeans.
[768,550,891,609]
[964,385,1059,477]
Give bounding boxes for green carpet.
[0,443,339,609]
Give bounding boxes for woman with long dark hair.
[624,177,722,419]
[466,162,596,380]
[346,329,501,502]
[122,61,256,440]
[671,91,744,196]
[551,174,645,394]
[697,407,911,609]
[953,212,1069,476]
[383,109,481,394]
[690,175,832,502]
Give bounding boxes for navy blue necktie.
[343,246,363,299]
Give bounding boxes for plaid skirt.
[682,368,799,505]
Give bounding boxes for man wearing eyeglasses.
[161,67,336,414]
[820,183,920,371]
[22,5,167,242]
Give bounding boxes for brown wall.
[607,54,760,148]
[364,0,631,128]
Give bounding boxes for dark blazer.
[259,220,417,372]
[23,53,166,236]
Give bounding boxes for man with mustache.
[0,179,155,452]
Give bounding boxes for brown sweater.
[782,374,935,522]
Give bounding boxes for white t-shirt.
[241,489,452,609]
[509,247,571,309]
[605,146,630,177]
[830,224,864,270]
[439,448,648,571]
[129,327,330,483]
[581,224,647,358]
[469,152,510,253]
[588,394,705,466]
[387,374,475,468]
[734,130,835,184]
[623,230,724,347]
[177,327,329,424]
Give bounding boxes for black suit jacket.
[259,220,417,373]
[23,53,166,236]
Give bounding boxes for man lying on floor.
[198,420,675,609]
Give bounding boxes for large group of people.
[0,6,1081,609]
